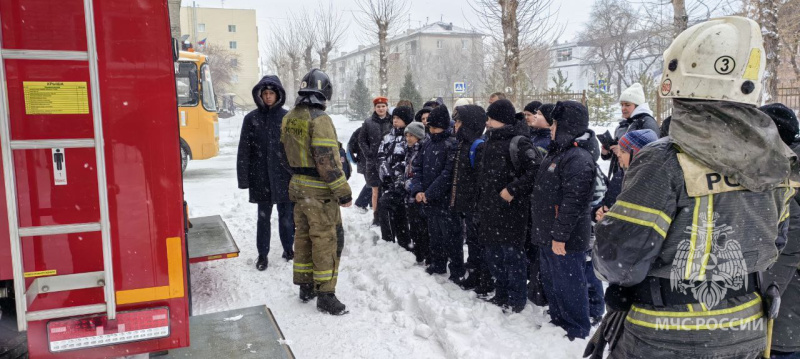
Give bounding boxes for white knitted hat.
[619,83,646,105]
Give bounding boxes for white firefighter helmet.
[659,16,765,105]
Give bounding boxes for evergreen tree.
[398,70,423,111]
[586,76,617,124]
[548,69,573,95]
[349,77,371,120]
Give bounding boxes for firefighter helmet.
[298,68,333,101]
[660,16,765,105]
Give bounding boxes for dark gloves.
[763,282,781,320]
[583,311,627,358]
[604,284,635,312]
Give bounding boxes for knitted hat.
[392,106,414,125]
[454,98,474,107]
[486,99,516,125]
[427,105,451,130]
[423,100,439,108]
[538,103,556,125]
[524,101,542,114]
[414,107,432,122]
[373,96,389,106]
[759,103,799,145]
[404,121,426,140]
[619,83,646,105]
[619,129,659,156]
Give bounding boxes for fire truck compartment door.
[160,305,295,358]
[186,215,239,263]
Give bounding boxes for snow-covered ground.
[182,113,611,359]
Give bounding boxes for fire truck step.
[26,303,106,322]
[25,271,105,303]
[159,305,294,358]
[10,139,95,150]
[19,222,102,237]
[187,215,239,263]
[0,49,89,61]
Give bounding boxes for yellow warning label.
[24,269,57,278]
[23,81,89,115]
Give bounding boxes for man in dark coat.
[347,127,372,210]
[600,83,660,180]
[477,100,539,313]
[358,96,392,222]
[409,106,465,283]
[530,100,597,339]
[449,105,491,293]
[237,75,294,271]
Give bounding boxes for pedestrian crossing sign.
[454,82,466,94]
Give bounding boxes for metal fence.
[777,82,800,111]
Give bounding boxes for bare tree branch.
[316,1,350,72]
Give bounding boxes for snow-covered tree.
[469,0,562,104]
[399,71,423,111]
[350,77,372,121]
[548,69,573,95]
[316,1,349,72]
[355,0,409,97]
[586,78,617,124]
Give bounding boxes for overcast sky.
[185,0,595,59]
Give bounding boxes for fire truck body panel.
[0,0,191,357]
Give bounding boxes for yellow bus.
[176,51,219,172]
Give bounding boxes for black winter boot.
[458,273,479,290]
[299,284,316,303]
[282,250,294,261]
[317,293,348,315]
[255,255,268,271]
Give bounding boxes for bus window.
[201,64,217,112]
[176,62,199,106]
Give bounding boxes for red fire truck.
[0,1,290,358]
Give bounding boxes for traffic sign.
[453,82,466,94]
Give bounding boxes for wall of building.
[180,7,260,110]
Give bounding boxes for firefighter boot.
[317,293,348,315]
[299,284,316,303]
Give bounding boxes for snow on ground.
[183,113,614,359]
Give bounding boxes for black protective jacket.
[450,105,486,214]
[477,124,538,247]
[359,112,393,187]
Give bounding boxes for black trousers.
[406,201,430,263]
[378,191,410,249]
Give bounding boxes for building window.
[198,23,206,32]
[557,48,572,62]
[228,25,236,32]
[437,40,443,49]
[232,74,239,83]
[462,40,467,50]
[229,41,237,49]
[230,58,238,67]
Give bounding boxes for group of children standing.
[348,86,662,340]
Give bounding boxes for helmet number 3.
[714,56,735,75]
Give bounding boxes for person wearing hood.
[601,83,659,182]
[348,127,373,211]
[477,99,540,313]
[237,75,294,271]
[530,100,596,338]
[408,106,465,284]
[376,106,414,248]
[403,121,430,264]
[449,104,492,293]
[414,107,432,125]
[759,103,800,358]
[281,69,352,316]
[359,96,393,222]
[589,17,796,358]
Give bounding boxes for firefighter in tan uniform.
[281,69,352,315]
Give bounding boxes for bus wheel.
[181,146,189,173]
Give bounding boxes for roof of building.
[331,21,483,61]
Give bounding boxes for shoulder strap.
[469,138,485,167]
[509,135,524,172]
